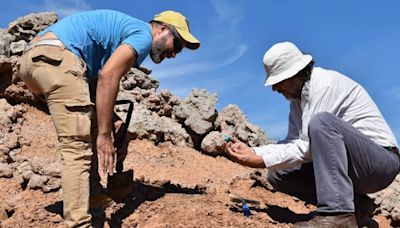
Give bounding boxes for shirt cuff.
[253,146,274,169]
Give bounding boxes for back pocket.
[31,46,64,66]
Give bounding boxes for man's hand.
[225,137,266,168]
[97,133,116,175]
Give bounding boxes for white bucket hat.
[263,42,312,86]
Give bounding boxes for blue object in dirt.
[224,135,231,142]
[242,203,251,217]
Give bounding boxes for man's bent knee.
[308,112,336,135]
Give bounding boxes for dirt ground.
[0,105,393,227]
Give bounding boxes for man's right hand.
[224,137,266,168]
[96,133,116,176]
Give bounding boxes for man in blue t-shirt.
[18,9,200,227]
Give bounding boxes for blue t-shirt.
[39,9,152,78]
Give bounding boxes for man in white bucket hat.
[225,41,399,227]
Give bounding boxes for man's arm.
[253,84,339,170]
[96,44,137,175]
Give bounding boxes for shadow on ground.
[108,176,205,228]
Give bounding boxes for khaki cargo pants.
[19,43,98,228]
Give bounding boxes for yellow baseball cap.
[153,10,200,50]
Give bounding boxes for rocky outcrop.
[174,89,218,136]
[215,104,270,147]
[1,12,57,104]
[1,12,270,157]
[0,99,26,163]
[0,163,13,178]
[126,104,193,147]
[200,104,271,155]
[370,174,400,222]
[10,40,27,55]
[116,69,190,147]
[121,67,159,91]
[200,131,226,156]
[0,56,13,96]
[7,12,57,43]
[0,11,399,227]
[0,29,14,56]
[141,90,181,118]
[17,157,61,193]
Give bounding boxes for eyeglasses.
[169,27,183,53]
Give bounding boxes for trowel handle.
[113,100,134,149]
[113,100,134,173]
[116,161,123,173]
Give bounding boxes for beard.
[283,92,300,101]
[150,37,167,64]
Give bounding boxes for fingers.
[231,142,242,151]
[230,137,239,143]
[224,140,253,164]
[107,146,115,176]
[225,143,237,159]
[97,139,116,175]
[225,142,241,156]
[98,149,105,174]
[225,141,233,154]
[225,142,241,155]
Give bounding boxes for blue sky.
[1,0,399,142]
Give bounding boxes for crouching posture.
[225,42,399,227]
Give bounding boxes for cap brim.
[176,27,200,50]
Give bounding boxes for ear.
[154,24,169,37]
[159,24,169,32]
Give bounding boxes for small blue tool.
[229,194,260,217]
[242,203,251,217]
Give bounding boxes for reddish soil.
[0,105,392,227]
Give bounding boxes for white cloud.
[141,0,248,82]
[210,0,244,41]
[150,44,248,79]
[43,0,91,17]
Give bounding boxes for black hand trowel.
[107,99,134,202]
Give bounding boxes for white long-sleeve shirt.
[254,67,399,171]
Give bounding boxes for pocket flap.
[64,100,94,113]
[31,46,64,65]
[64,100,94,108]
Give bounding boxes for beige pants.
[19,44,96,228]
